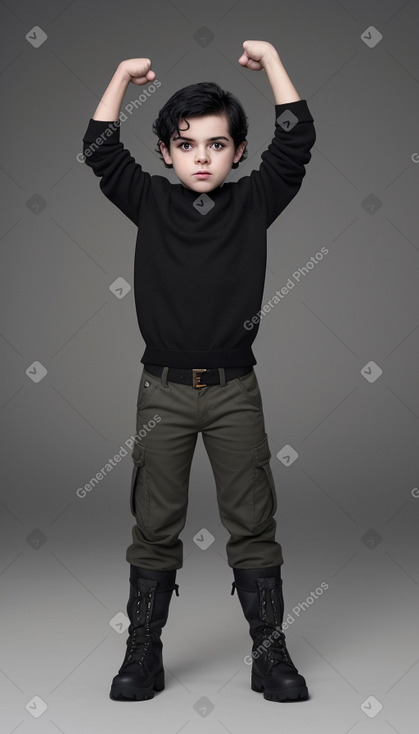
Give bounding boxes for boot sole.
[109,669,165,701]
[251,675,308,702]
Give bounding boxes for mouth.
[194,171,211,177]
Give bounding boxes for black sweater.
[82,100,315,368]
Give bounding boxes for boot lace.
[259,586,296,668]
[124,587,154,668]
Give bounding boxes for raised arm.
[92,58,156,121]
[82,58,157,225]
[238,40,300,105]
[237,40,316,228]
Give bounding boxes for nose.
[195,147,210,164]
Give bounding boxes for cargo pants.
[126,366,284,571]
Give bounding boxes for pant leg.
[200,369,283,569]
[126,367,198,570]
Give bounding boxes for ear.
[233,140,247,164]
[160,140,173,165]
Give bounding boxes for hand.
[237,40,278,70]
[119,58,156,86]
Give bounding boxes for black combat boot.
[110,565,179,701]
[231,566,308,702]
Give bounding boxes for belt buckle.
[192,368,207,388]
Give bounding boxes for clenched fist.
[119,58,156,86]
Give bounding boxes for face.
[159,112,246,192]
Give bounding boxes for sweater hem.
[140,347,257,368]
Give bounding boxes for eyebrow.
[172,134,230,142]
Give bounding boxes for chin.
[181,177,220,192]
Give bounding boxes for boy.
[82,40,316,703]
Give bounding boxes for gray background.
[1,0,418,732]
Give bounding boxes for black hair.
[152,81,248,169]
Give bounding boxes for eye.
[176,142,226,150]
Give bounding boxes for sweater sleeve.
[82,119,151,226]
[248,99,316,228]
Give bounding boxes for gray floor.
[1,539,417,734]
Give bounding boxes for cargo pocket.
[251,433,277,529]
[129,441,150,527]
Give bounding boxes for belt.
[143,363,253,388]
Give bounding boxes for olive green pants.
[126,366,284,571]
